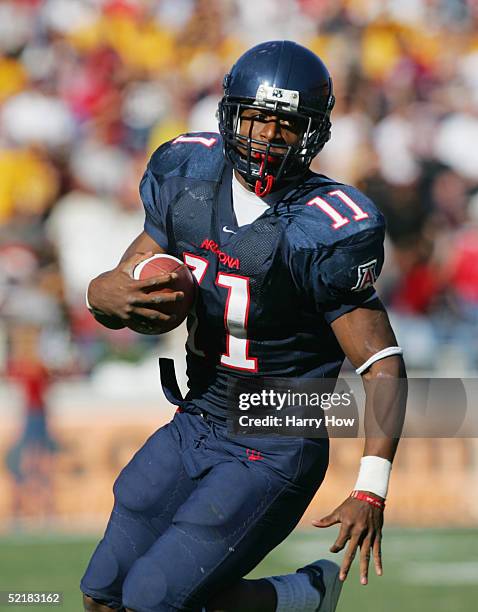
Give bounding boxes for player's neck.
[233,170,254,193]
[233,169,302,202]
[233,169,284,199]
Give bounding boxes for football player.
[81,41,407,612]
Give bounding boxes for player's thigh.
[80,417,197,608]
[122,437,329,611]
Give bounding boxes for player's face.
[238,108,305,156]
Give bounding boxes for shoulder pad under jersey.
[148,132,224,183]
[286,177,386,310]
[287,175,385,250]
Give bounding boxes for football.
[131,254,196,334]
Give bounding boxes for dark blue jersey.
[140,133,385,416]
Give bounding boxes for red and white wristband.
[350,490,385,510]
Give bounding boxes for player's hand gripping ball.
[131,254,196,334]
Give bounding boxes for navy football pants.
[80,409,329,611]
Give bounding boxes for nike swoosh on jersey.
[222,226,236,234]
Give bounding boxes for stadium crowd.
[1,0,478,395]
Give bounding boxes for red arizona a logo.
[352,259,378,291]
[246,448,263,461]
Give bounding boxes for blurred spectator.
[4,323,58,524]
[46,139,142,303]
[235,0,314,45]
[434,110,478,181]
[1,88,75,149]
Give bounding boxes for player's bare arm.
[86,231,183,330]
[315,303,407,586]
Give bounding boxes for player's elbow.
[361,354,407,383]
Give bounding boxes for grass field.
[0,528,477,611]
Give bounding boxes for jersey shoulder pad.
[287,178,385,300]
[148,132,224,183]
[289,177,385,250]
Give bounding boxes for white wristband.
[354,456,392,499]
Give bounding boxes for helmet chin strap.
[254,158,275,197]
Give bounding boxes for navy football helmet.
[218,40,335,196]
